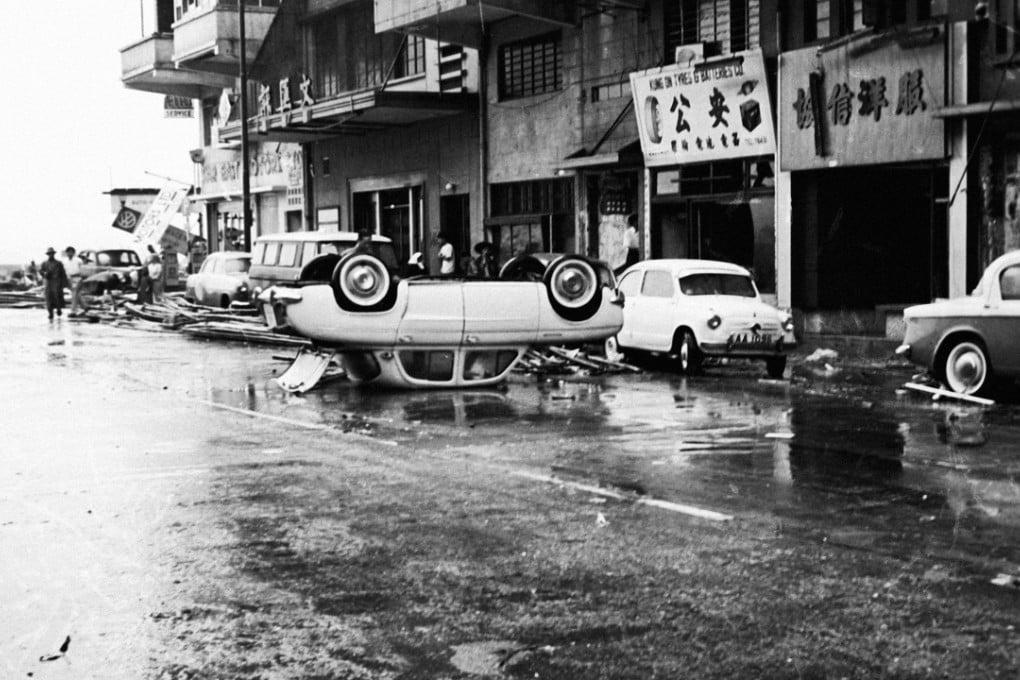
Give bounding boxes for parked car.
[258,251,623,389]
[607,259,796,378]
[78,249,143,286]
[897,250,1020,396]
[185,251,252,307]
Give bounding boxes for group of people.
[38,244,168,322]
[435,232,498,278]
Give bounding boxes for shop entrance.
[352,186,424,267]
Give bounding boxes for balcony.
[374,0,577,48]
[173,2,277,76]
[121,33,235,99]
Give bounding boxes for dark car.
[78,249,143,286]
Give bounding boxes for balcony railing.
[121,33,234,98]
[172,1,278,75]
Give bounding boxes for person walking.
[63,246,88,316]
[26,260,38,285]
[436,232,456,277]
[39,247,69,322]
[146,246,164,301]
[623,213,641,269]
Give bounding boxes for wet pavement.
[1,309,1019,679]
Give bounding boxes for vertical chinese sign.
[630,49,777,166]
[779,34,946,170]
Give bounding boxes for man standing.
[63,246,87,316]
[146,245,164,301]
[40,247,69,322]
[437,232,456,277]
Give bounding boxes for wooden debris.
[516,345,642,377]
[903,382,995,406]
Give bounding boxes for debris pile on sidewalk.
[514,346,640,376]
[0,289,45,308]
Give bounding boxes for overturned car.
[259,249,623,389]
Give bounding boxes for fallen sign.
[274,348,340,394]
[902,382,995,407]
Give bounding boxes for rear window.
[225,258,251,274]
[463,350,518,381]
[679,273,756,297]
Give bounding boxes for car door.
[615,270,643,348]
[986,262,1020,373]
[637,269,678,351]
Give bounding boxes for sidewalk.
[790,333,908,367]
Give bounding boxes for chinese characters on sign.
[779,39,945,169]
[793,69,923,130]
[256,74,316,131]
[630,50,777,166]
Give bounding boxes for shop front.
[194,142,304,252]
[778,30,949,335]
[630,49,779,300]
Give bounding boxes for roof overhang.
[220,89,477,143]
[932,100,1020,118]
[556,140,644,171]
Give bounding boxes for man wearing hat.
[467,241,498,278]
[39,247,69,321]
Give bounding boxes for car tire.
[941,339,992,396]
[543,256,602,322]
[673,329,702,374]
[331,252,397,313]
[766,356,787,379]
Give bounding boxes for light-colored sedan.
[897,250,1020,396]
[185,252,251,308]
[259,252,623,389]
[608,259,796,378]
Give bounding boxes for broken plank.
[903,382,995,406]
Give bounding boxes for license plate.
[727,333,775,349]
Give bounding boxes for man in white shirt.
[63,246,87,316]
[437,232,456,276]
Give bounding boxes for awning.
[932,100,1020,118]
[191,185,286,203]
[556,140,643,171]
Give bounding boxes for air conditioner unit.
[674,43,704,67]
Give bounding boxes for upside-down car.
[259,250,623,389]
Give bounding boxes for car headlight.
[782,315,795,332]
[707,314,722,330]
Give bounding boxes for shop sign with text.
[133,184,189,252]
[779,34,946,170]
[200,144,303,197]
[630,49,777,166]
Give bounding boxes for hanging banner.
[630,49,777,166]
[133,183,190,252]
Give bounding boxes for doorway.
[440,194,471,272]
[352,186,424,266]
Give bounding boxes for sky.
[0,2,198,266]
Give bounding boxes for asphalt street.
[1,309,1019,679]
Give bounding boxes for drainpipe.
[477,14,488,241]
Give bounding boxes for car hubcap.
[946,343,986,394]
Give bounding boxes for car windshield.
[678,273,756,297]
[225,258,251,274]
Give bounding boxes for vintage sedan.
[897,250,1020,397]
[78,248,143,286]
[259,251,623,389]
[185,251,251,307]
[607,259,796,378]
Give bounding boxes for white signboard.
[133,184,189,251]
[630,49,776,166]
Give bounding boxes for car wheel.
[766,356,787,379]
[331,252,397,312]
[673,329,702,374]
[942,339,991,396]
[220,294,230,309]
[543,256,602,322]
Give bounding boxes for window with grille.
[664,1,759,57]
[313,20,341,99]
[490,179,574,217]
[498,32,562,100]
[804,0,831,42]
[310,5,407,99]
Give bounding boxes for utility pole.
[239,0,253,251]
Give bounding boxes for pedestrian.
[466,242,498,278]
[26,260,38,285]
[147,246,164,301]
[63,246,88,316]
[39,247,69,322]
[436,232,456,277]
[623,213,640,269]
[135,263,153,304]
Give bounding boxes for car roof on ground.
[253,232,392,243]
[626,259,751,276]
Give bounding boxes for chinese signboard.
[630,50,777,167]
[779,35,945,170]
[133,183,190,252]
[200,144,304,198]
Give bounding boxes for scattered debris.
[991,573,1020,588]
[39,635,69,662]
[515,346,640,377]
[765,432,795,440]
[804,348,839,363]
[903,382,995,407]
[596,512,609,526]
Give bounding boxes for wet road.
[2,309,1018,678]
